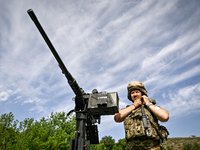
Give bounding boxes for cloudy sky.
[0,0,200,142]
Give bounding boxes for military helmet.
[127,81,148,100]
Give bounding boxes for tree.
[0,112,18,150]
[112,144,123,150]
[100,135,115,150]
[0,111,76,149]
[117,138,129,150]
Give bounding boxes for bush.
[182,142,200,150]
[0,112,76,149]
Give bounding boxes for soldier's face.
[131,90,142,101]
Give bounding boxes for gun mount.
[27,9,119,150]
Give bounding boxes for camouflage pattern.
[127,81,148,100]
[124,106,160,141]
[124,105,169,150]
[125,81,169,149]
[126,138,160,150]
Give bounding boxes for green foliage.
[90,136,129,150]
[182,142,200,150]
[2,112,200,150]
[100,135,115,150]
[190,135,196,138]
[0,111,76,150]
[0,112,18,150]
[112,144,123,150]
[161,137,200,150]
[90,144,97,150]
[163,145,174,150]
[117,138,129,150]
[193,142,200,150]
[96,143,107,150]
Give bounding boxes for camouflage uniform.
[124,81,169,150]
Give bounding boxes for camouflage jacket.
[124,102,169,142]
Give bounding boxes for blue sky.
[0,0,200,142]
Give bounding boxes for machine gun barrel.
[27,9,84,110]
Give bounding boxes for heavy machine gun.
[27,9,119,150]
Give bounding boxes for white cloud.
[23,97,50,114]
[0,91,10,101]
[0,89,21,101]
[163,83,200,118]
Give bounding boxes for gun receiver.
[27,9,119,150]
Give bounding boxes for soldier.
[114,81,169,150]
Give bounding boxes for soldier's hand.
[133,99,142,108]
[142,95,150,106]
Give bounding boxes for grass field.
[161,137,200,150]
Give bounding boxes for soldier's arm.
[142,96,169,122]
[114,99,142,123]
[114,104,135,122]
[148,104,169,122]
